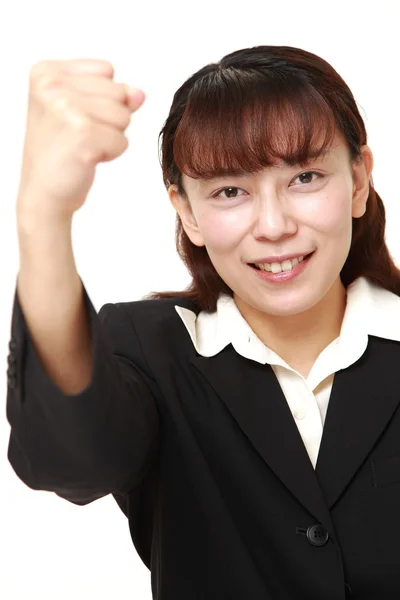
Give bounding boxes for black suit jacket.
[6,280,400,599]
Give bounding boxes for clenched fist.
[17,59,145,223]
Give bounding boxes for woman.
[7,45,400,599]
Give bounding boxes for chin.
[260,300,314,317]
[240,288,323,317]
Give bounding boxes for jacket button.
[9,339,17,351]
[306,524,329,546]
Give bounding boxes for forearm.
[17,208,92,394]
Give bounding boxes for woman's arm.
[7,215,160,504]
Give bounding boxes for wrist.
[16,197,73,238]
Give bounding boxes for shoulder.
[115,295,199,318]
[108,296,200,349]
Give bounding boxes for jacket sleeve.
[6,278,161,505]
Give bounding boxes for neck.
[234,277,347,377]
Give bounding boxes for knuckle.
[30,60,60,89]
[50,94,71,112]
[95,59,115,76]
[34,73,63,100]
[49,94,93,132]
[29,60,53,80]
[70,111,94,134]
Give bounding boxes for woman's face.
[169,132,373,317]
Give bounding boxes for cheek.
[198,208,248,252]
[307,188,352,235]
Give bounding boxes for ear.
[351,145,374,218]
[168,184,205,247]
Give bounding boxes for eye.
[211,187,247,200]
[211,171,323,199]
[291,171,323,186]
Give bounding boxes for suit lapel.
[316,336,400,508]
[191,345,332,528]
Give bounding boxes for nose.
[252,193,297,241]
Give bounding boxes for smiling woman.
[8,45,400,600]
[148,45,400,313]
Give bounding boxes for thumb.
[124,85,146,111]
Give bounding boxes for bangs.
[173,69,338,181]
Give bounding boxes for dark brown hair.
[147,45,400,312]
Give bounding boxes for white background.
[1,0,399,598]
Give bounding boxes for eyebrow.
[196,148,332,185]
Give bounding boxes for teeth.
[257,256,304,273]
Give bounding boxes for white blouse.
[175,277,400,468]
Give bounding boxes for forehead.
[182,131,348,190]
